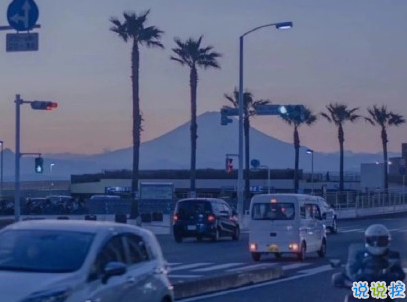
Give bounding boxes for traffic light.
[35,157,44,173]
[30,101,58,110]
[226,158,233,173]
[279,105,306,120]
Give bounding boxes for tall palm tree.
[279,106,317,193]
[365,105,405,190]
[223,89,270,204]
[321,104,361,191]
[171,36,221,195]
[110,10,164,216]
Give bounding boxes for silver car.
[0,220,174,302]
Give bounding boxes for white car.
[316,196,338,233]
[0,220,174,302]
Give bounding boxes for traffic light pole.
[15,94,22,222]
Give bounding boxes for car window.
[0,230,94,273]
[90,235,126,280]
[176,200,212,218]
[301,204,313,219]
[125,234,149,264]
[312,204,322,220]
[252,202,294,220]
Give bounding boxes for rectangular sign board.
[255,105,281,116]
[140,182,174,200]
[6,33,39,52]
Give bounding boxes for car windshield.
[0,229,94,273]
[177,200,212,219]
[251,202,295,220]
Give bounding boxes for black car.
[172,198,240,243]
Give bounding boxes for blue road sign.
[251,159,260,168]
[7,0,39,31]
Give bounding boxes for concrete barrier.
[173,264,283,300]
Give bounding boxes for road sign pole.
[14,94,22,222]
[403,175,405,204]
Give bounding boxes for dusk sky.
[1,0,407,155]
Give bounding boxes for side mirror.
[102,261,127,284]
[321,213,327,220]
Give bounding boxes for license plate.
[187,225,196,231]
[268,244,279,252]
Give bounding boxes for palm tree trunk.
[244,115,250,209]
[189,67,198,194]
[338,124,344,191]
[381,126,388,191]
[131,41,141,217]
[294,126,300,193]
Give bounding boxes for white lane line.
[178,264,334,302]
[170,263,213,271]
[192,263,245,272]
[226,263,278,272]
[403,268,407,273]
[281,263,311,270]
[168,274,203,279]
[297,264,333,274]
[340,229,365,233]
[168,262,182,266]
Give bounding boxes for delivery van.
[248,194,327,261]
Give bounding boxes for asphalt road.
[156,213,407,301]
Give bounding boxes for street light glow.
[275,22,293,30]
[306,149,313,154]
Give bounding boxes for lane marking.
[169,274,203,279]
[170,263,213,272]
[192,263,245,272]
[178,264,334,301]
[227,263,279,272]
[340,228,365,233]
[281,262,312,270]
[168,262,182,266]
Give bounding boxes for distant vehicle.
[172,198,240,243]
[249,194,327,261]
[24,197,48,214]
[0,220,174,302]
[316,196,338,233]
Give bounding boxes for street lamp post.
[306,149,314,194]
[0,140,3,200]
[238,21,293,218]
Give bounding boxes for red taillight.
[207,215,215,222]
[173,215,178,222]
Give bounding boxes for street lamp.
[306,149,314,194]
[50,163,55,173]
[238,21,293,218]
[0,140,3,200]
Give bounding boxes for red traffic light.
[46,102,58,110]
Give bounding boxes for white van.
[248,194,327,261]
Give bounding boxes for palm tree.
[171,36,221,195]
[110,10,164,216]
[321,104,361,191]
[223,89,270,204]
[365,105,405,190]
[279,106,317,193]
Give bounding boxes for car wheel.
[196,235,203,242]
[297,242,306,261]
[318,239,326,258]
[251,252,261,262]
[212,228,220,242]
[274,252,282,258]
[174,234,183,243]
[331,218,338,234]
[232,227,240,241]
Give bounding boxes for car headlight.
[21,287,70,302]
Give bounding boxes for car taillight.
[249,243,257,251]
[207,215,215,222]
[173,215,178,222]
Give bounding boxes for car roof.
[2,219,147,235]
[177,197,224,203]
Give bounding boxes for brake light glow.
[250,243,257,251]
[173,215,178,222]
[207,215,215,222]
[271,198,277,203]
[289,243,299,251]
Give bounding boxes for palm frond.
[364,117,375,125]
[320,112,332,122]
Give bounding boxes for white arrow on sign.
[10,0,31,30]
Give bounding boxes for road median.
[172,264,283,300]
